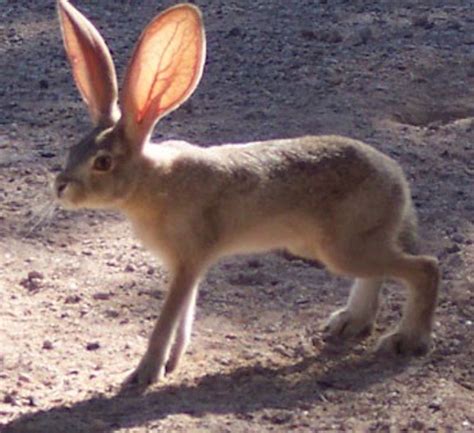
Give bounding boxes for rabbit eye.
[93,155,113,172]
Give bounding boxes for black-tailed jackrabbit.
[54,1,439,391]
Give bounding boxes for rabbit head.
[54,0,206,209]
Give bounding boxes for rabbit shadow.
[2,344,411,433]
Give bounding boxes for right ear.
[119,4,206,147]
[57,0,120,126]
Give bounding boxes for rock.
[301,30,318,41]
[39,151,56,158]
[445,243,461,254]
[64,294,81,304]
[86,342,100,351]
[320,29,343,44]
[28,271,44,280]
[356,27,373,45]
[20,271,45,293]
[42,340,53,350]
[227,26,242,38]
[3,393,17,405]
[124,264,135,272]
[147,267,155,275]
[93,292,113,301]
[104,309,119,318]
[412,14,434,29]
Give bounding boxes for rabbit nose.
[55,177,68,198]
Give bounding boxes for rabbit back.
[123,135,411,269]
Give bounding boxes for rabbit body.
[122,135,408,273]
[55,1,439,392]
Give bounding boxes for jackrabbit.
[54,0,439,391]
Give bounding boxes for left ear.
[119,4,206,147]
[57,0,120,126]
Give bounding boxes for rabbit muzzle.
[54,173,82,209]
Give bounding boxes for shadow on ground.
[2,346,410,433]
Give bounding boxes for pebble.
[42,340,53,350]
[147,267,155,275]
[86,342,100,351]
[93,292,113,301]
[20,271,45,292]
[357,27,373,45]
[446,243,461,254]
[412,14,434,29]
[124,264,135,272]
[104,309,120,318]
[409,419,425,431]
[64,294,81,304]
[28,271,44,280]
[263,412,293,425]
[3,393,16,405]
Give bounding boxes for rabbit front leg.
[165,285,199,375]
[324,277,383,340]
[122,267,198,391]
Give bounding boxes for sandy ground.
[1,1,473,432]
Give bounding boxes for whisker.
[22,200,57,239]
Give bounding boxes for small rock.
[20,271,44,293]
[409,419,425,431]
[86,342,100,351]
[28,271,44,280]
[3,393,16,405]
[39,79,49,89]
[301,29,317,41]
[320,29,343,44]
[39,151,56,158]
[263,412,293,425]
[428,399,442,411]
[93,292,112,301]
[147,267,155,275]
[104,309,119,318]
[228,271,265,286]
[445,244,461,254]
[225,333,237,340]
[65,294,81,304]
[18,374,31,383]
[124,264,135,272]
[356,27,372,45]
[227,26,242,38]
[42,340,53,350]
[412,14,434,29]
[247,258,262,269]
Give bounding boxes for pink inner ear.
[120,4,206,144]
[58,0,119,126]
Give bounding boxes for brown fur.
[54,1,439,392]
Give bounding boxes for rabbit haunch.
[54,1,439,392]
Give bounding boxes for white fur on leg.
[165,287,198,374]
[324,277,383,339]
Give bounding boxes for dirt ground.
[1,1,473,432]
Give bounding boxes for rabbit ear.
[120,4,206,146]
[57,0,120,126]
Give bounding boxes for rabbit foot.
[120,356,165,393]
[323,308,374,341]
[376,330,432,356]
